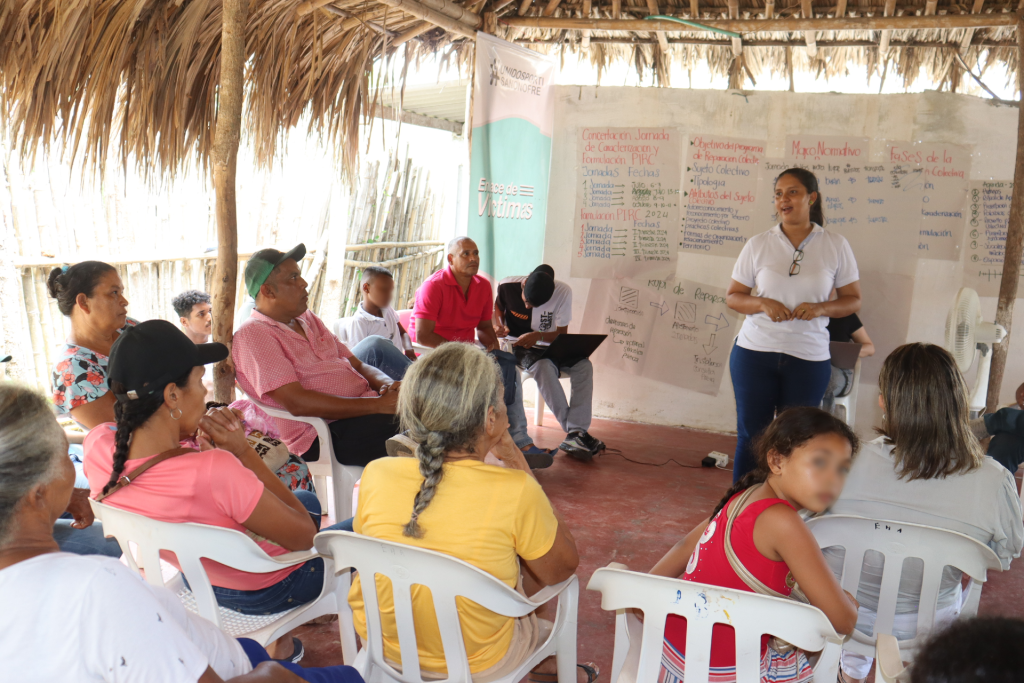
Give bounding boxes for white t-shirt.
[732,223,859,361]
[497,277,573,348]
[333,303,403,348]
[0,553,252,681]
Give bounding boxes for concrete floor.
[295,412,1024,678]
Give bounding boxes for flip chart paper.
[963,180,1024,297]
[571,127,682,279]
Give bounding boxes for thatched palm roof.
[0,0,1018,183]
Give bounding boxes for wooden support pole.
[373,0,481,37]
[960,0,987,54]
[543,0,563,16]
[690,0,698,20]
[801,0,817,56]
[514,37,1017,48]
[393,21,436,45]
[613,0,622,19]
[728,0,742,56]
[501,13,1018,31]
[518,0,534,16]
[211,0,247,403]
[764,0,775,20]
[835,0,846,17]
[985,13,1024,413]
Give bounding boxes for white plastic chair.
[90,499,353,654]
[239,388,363,522]
[586,565,844,683]
[806,515,1003,663]
[832,358,862,427]
[314,531,579,683]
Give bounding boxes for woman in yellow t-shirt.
[348,343,592,682]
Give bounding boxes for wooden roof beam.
[802,0,816,56]
[729,0,743,56]
[501,13,1018,32]
[834,0,846,17]
[543,0,564,17]
[924,0,937,15]
[647,0,671,53]
[614,0,622,19]
[878,0,897,54]
[514,37,1017,47]
[764,0,775,20]
[518,0,533,16]
[373,0,482,37]
[960,0,987,53]
[582,0,592,48]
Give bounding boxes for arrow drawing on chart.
[705,312,730,332]
[703,334,718,356]
[650,301,668,316]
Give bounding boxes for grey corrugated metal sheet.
[377,79,469,124]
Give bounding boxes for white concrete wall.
[544,87,1024,439]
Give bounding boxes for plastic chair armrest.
[520,575,577,607]
[268,549,321,566]
[875,634,908,683]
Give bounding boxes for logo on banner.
[477,178,535,220]
[487,55,546,96]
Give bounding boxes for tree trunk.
[985,14,1024,413]
[211,0,248,403]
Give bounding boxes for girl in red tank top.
[649,407,862,683]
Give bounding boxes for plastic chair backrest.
[806,515,1002,653]
[397,309,416,342]
[314,531,541,683]
[90,500,312,628]
[586,567,840,683]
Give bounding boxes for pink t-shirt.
[412,267,492,343]
[83,424,298,591]
[232,309,379,455]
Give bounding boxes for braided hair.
[100,371,192,497]
[397,343,504,538]
[711,407,859,519]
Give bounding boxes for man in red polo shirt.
[413,237,554,468]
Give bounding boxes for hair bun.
[45,267,66,300]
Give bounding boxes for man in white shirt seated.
[494,265,604,461]
[333,266,417,381]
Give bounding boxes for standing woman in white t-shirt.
[726,169,862,482]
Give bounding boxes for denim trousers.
[351,334,413,380]
[729,344,832,482]
[204,490,352,615]
[53,519,123,558]
[238,638,363,682]
[491,349,532,449]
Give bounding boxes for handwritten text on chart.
[887,142,971,260]
[681,134,765,258]
[963,181,1024,297]
[581,277,739,396]
[571,127,681,279]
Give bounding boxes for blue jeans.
[198,491,352,615]
[491,349,532,449]
[351,335,412,380]
[237,637,363,682]
[729,344,832,482]
[53,519,123,557]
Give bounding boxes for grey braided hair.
[0,384,67,545]
[397,343,504,538]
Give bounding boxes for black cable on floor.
[601,448,716,469]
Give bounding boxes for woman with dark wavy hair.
[823,343,1023,683]
[726,168,862,483]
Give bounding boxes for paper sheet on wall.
[963,180,1024,297]
[785,135,869,164]
[754,160,923,276]
[580,277,739,395]
[570,127,682,279]
[887,142,971,261]
[680,134,766,258]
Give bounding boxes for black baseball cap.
[524,268,556,307]
[244,243,306,298]
[108,320,228,401]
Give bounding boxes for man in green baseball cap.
[233,244,408,471]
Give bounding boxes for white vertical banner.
[468,33,556,281]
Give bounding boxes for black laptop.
[513,333,608,369]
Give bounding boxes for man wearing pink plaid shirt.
[233,244,400,466]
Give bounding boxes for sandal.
[528,662,600,683]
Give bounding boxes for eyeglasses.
[789,249,804,277]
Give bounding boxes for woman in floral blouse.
[48,262,136,429]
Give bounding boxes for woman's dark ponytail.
[777,168,826,227]
[711,407,859,519]
[100,372,193,496]
[46,261,117,316]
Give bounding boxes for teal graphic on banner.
[468,33,556,282]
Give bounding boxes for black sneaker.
[275,637,304,664]
[559,432,594,462]
[521,444,555,469]
[578,431,605,454]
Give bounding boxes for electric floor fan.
[944,287,1006,416]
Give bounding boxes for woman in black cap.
[83,320,344,662]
